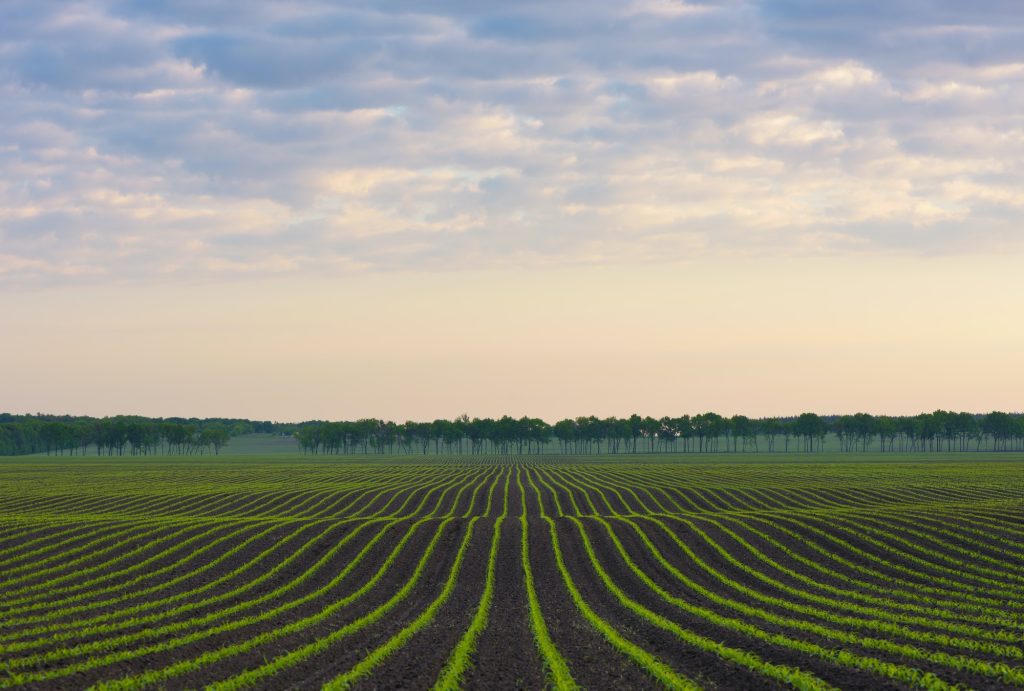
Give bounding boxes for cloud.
[1,0,1023,285]
[172,33,376,89]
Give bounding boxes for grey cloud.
[756,0,1024,70]
[173,33,379,89]
[1,0,1023,286]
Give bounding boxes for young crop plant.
[433,469,511,690]
[516,468,579,691]
[0,456,1021,689]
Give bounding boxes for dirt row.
[2,464,1022,690]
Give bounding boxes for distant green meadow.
[0,454,1021,689]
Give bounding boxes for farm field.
[0,456,1022,690]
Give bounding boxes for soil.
[3,461,1023,691]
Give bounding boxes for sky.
[2,1,1023,421]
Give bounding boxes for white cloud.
[625,0,716,18]
[1,0,1023,285]
[737,113,845,147]
[905,81,994,102]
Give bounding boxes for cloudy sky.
[3,1,1023,421]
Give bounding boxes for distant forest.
[0,414,275,457]
[2,410,1024,456]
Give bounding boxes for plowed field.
[1,457,1022,690]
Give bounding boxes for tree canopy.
[0,414,273,457]
[3,410,1023,457]
[291,410,1024,455]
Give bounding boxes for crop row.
[0,458,1021,689]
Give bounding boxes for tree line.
[0,414,278,457]
[3,410,1023,457]
[292,410,1024,455]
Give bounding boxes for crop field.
[0,456,1022,690]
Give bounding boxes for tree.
[794,413,827,452]
[200,426,230,455]
[982,411,1015,451]
[761,417,781,452]
[730,415,754,452]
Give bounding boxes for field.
[0,456,1022,690]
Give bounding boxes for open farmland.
[0,456,1022,690]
